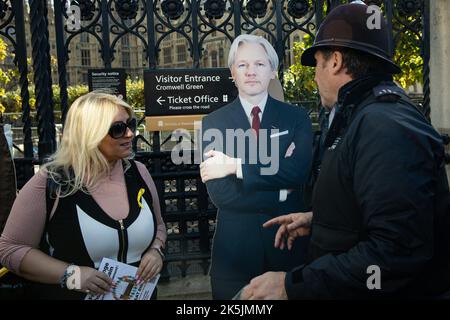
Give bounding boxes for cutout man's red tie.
[251,106,261,140]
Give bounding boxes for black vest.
[33,160,156,299]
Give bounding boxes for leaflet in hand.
[85,257,160,300]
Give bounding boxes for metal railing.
[0,0,431,279]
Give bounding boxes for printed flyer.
[86,258,160,300]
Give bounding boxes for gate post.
[53,0,69,127]
[422,0,431,121]
[29,0,56,160]
[11,0,33,160]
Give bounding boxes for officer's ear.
[330,51,345,75]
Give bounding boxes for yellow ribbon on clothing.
[137,188,145,208]
[0,267,9,278]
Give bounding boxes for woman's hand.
[136,248,163,284]
[76,266,113,295]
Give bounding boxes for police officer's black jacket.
[285,74,446,299]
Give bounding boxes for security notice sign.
[88,68,126,99]
[144,68,237,117]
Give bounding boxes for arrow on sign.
[157,96,166,105]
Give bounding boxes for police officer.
[241,2,447,299]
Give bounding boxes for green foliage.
[1,36,146,117]
[2,89,29,114]
[285,18,424,104]
[126,78,145,110]
[0,39,54,116]
[51,84,89,112]
[0,38,9,113]
[4,79,146,117]
[1,16,423,117]
[283,34,318,105]
[50,78,145,114]
[50,78,146,115]
[393,29,423,89]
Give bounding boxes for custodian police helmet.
[301,2,401,74]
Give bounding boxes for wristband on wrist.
[60,264,76,289]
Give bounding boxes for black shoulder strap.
[40,174,60,253]
[369,86,449,190]
[372,86,450,213]
[126,159,142,184]
[125,159,154,209]
[343,83,449,194]
[45,174,60,227]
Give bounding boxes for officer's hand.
[263,212,313,250]
[241,272,288,300]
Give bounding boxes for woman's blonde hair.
[43,92,134,197]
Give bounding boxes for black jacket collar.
[337,74,393,108]
[324,74,392,148]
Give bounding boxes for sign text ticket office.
[144,68,238,117]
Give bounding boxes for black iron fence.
[0,0,432,278]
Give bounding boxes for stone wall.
[430,0,450,179]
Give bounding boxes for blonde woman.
[0,92,166,299]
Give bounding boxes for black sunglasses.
[108,118,137,139]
